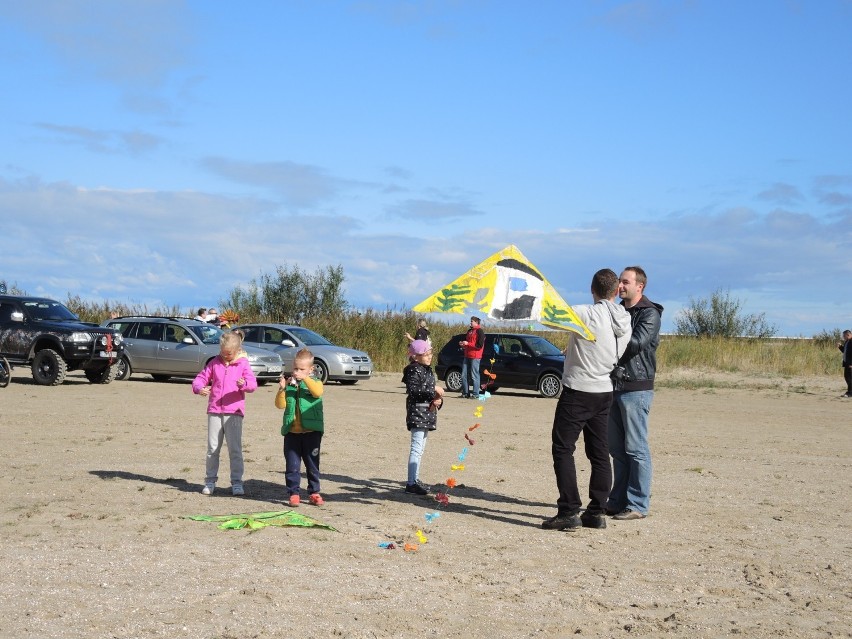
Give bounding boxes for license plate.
[359,365,370,372]
[99,351,116,358]
[267,365,281,373]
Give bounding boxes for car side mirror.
[10,311,24,322]
[281,339,296,347]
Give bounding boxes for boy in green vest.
[275,348,325,506]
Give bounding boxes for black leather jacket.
[616,296,663,391]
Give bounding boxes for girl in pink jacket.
[192,332,257,496]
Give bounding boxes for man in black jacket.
[839,330,852,398]
[606,266,663,521]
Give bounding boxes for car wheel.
[151,374,171,382]
[312,360,329,383]
[85,364,117,384]
[31,348,68,386]
[338,379,358,385]
[445,367,463,393]
[114,356,132,381]
[0,357,10,388]
[538,373,562,398]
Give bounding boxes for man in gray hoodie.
[542,268,632,531]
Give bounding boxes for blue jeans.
[460,357,481,397]
[407,428,429,484]
[608,390,653,515]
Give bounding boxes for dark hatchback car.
[435,332,565,398]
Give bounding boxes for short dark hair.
[471,316,481,324]
[591,269,619,299]
[623,266,647,288]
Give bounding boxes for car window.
[165,324,191,343]
[498,336,525,356]
[524,336,562,357]
[137,323,164,341]
[263,327,288,344]
[189,324,223,344]
[240,326,261,342]
[0,302,15,323]
[108,321,135,337]
[288,327,332,346]
[22,300,78,321]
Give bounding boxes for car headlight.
[246,354,259,362]
[69,332,93,343]
[112,334,123,345]
[337,353,353,363]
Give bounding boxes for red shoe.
[288,494,300,507]
[309,493,324,506]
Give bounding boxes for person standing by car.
[542,269,631,531]
[607,266,663,521]
[839,330,852,398]
[459,316,485,399]
[192,331,258,496]
[405,318,430,346]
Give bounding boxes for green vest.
[281,381,324,435]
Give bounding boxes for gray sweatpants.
[205,413,244,487]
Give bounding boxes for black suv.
[435,332,565,398]
[0,295,125,385]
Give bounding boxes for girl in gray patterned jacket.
[401,339,444,495]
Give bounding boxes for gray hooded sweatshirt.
[561,299,632,393]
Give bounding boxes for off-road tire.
[32,348,68,386]
[85,363,117,384]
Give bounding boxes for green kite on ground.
[185,510,337,531]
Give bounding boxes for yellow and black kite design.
[413,244,595,341]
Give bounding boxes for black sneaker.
[580,511,607,529]
[541,512,581,530]
[405,482,428,495]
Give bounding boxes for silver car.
[234,323,372,384]
[103,316,283,384]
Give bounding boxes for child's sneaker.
[288,494,300,507]
[202,483,215,495]
[309,493,324,506]
[405,482,428,495]
[232,485,245,496]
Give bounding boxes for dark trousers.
[845,366,852,395]
[284,430,323,495]
[551,387,613,515]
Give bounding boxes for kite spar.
[412,244,595,341]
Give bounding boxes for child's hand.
[434,386,444,398]
[236,377,245,387]
[200,385,211,396]
[429,397,443,412]
[459,340,468,347]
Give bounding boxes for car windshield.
[524,336,563,357]
[23,301,78,321]
[288,327,333,346]
[189,323,224,344]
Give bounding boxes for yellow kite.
[413,244,594,341]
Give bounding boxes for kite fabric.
[185,510,337,531]
[412,244,595,341]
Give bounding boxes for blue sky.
[1,0,851,336]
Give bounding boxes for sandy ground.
[1,367,850,639]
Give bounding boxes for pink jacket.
[192,356,257,415]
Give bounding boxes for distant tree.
[0,280,26,295]
[674,288,778,338]
[222,264,348,323]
